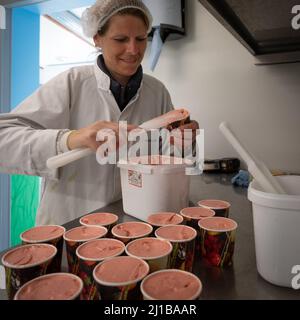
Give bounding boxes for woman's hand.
[67,121,137,151]
[171,120,200,148]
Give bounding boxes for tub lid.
[118,155,194,174]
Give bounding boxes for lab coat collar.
[93,58,111,91]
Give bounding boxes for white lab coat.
[0,60,173,225]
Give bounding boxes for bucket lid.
[118,155,194,175]
[248,175,300,210]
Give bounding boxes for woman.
[0,0,198,226]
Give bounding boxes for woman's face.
[94,14,148,85]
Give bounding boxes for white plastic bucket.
[117,157,192,222]
[248,175,300,287]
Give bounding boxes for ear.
[93,34,102,48]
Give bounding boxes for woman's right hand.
[67,121,137,151]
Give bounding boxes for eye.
[114,38,127,43]
[136,37,147,42]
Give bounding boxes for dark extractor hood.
[199,0,300,65]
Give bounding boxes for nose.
[126,39,139,55]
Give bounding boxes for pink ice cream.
[198,217,237,231]
[198,199,231,210]
[112,222,152,238]
[80,212,118,227]
[94,256,149,284]
[139,108,190,131]
[21,225,65,242]
[64,226,107,242]
[126,238,172,258]
[3,244,56,267]
[147,212,183,226]
[15,273,82,300]
[180,207,215,219]
[77,239,125,260]
[155,225,197,242]
[142,270,202,300]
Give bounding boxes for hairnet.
[81,0,153,38]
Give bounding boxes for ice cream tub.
[1,243,57,299]
[63,226,108,274]
[180,207,215,252]
[93,256,149,300]
[20,225,65,273]
[111,221,153,244]
[14,273,83,300]
[147,212,183,233]
[76,238,125,300]
[79,212,119,235]
[198,199,231,218]
[141,269,202,300]
[155,225,197,272]
[125,237,172,273]
[199,217,237,267]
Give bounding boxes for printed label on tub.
[128,170,142,188]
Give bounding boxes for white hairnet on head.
[81,0,153,38]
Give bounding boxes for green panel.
[10,175,40,246]
[10,9,40,247]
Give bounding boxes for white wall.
[143,0,300,173]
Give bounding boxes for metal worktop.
[1,173,299,300]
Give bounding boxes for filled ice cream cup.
[76,238,125,300]
[111,221,153,244]
[198,217,238,267]
[63,226,108,274]
[125,237,172,273]
[198,199,231,218]
[1,243,57,299]
[20,225,65,273]
[155,225,197,272]
[79,212,119,234]
[141,269,202,300]
[180,207,215,223]
[147,212,183,232]
[14,272,83,300]
[180,207,215,252]
[93,256,149,300]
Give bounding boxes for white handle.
[219,122,255,167]
[219,121,286,194]
[47,148,94,170]
[254,159,286,194]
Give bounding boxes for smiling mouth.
[121,58,138,64]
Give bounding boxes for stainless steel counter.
[1,173,299,300]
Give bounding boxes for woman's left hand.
[170,120,199,149]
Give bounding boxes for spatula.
[219,121,286,194]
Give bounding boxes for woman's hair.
[97,8,150,36]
